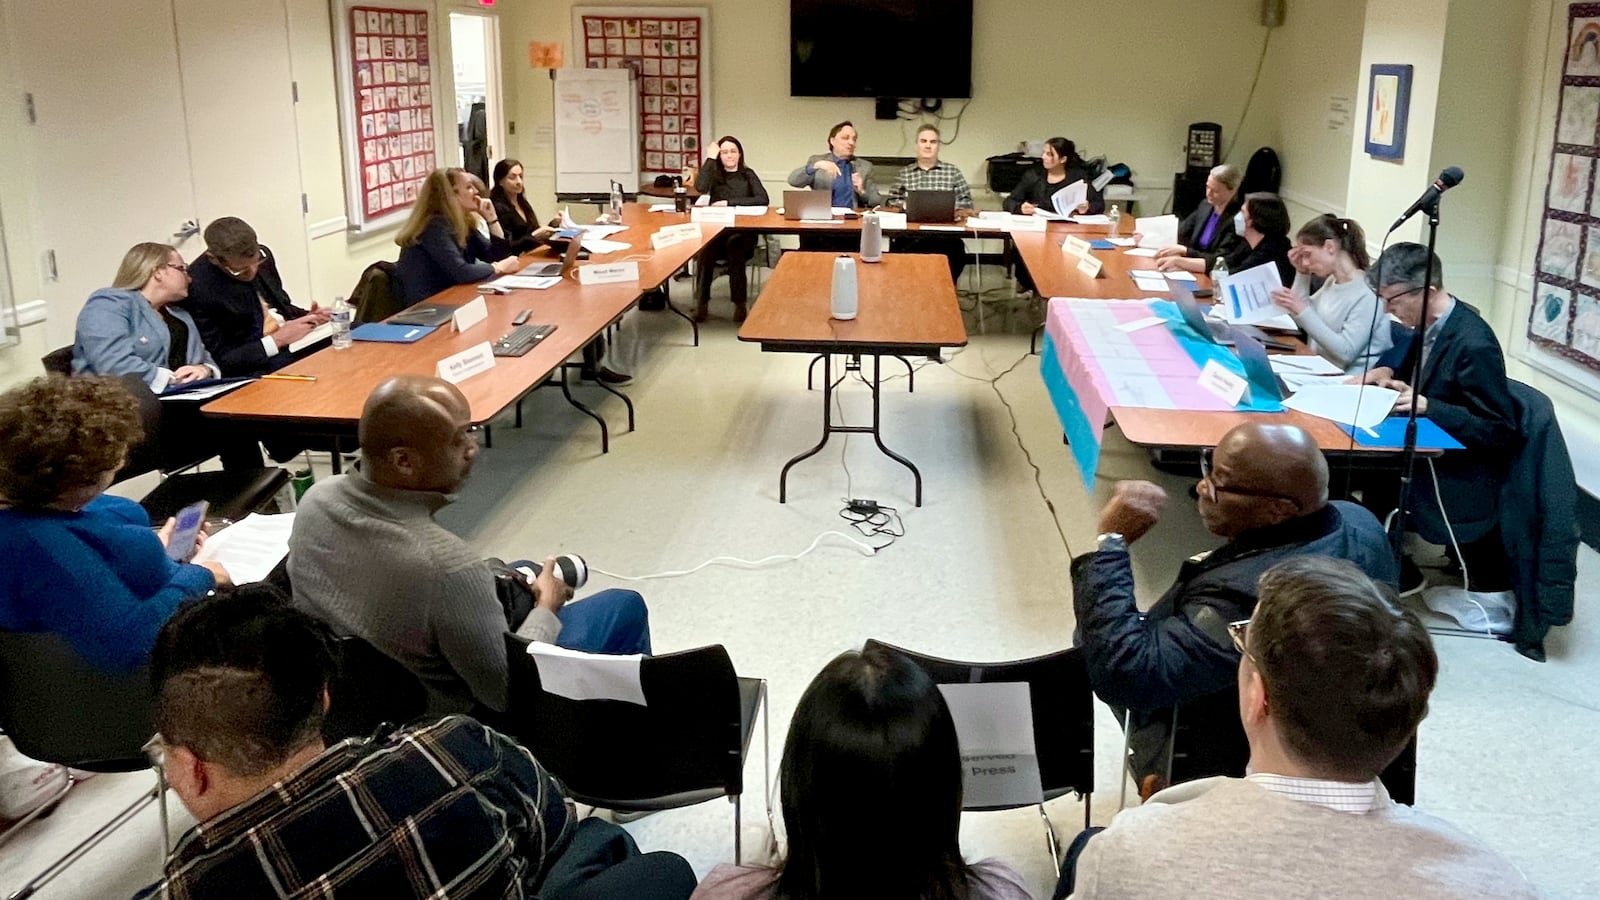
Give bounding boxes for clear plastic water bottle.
[1106,203,1122,235]
[609,180,625,221]
[1211,256,1230,298]
[330,295,353,350]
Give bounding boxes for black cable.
[1222,27,1274,162]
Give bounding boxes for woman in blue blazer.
[72,242,219,392]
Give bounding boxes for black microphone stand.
[1387,198,1443,562]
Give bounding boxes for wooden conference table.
[738,253,968,506]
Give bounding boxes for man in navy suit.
[181,218,330,377]
[1364,243,1522,618]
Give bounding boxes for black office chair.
[502,635,768,863]
[0,631,170,898]
[864,640,1095,870]
[322,635,430,743]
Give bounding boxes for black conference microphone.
[1390,167,1464,231]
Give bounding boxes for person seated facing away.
[490,158,557,255]
[1268,214,1391,375]
[693,135,770,323]
[140,587,695,900]
[1363,243,1521,611]
[72,242,262,471]
[180,217,331,377]
[884,124,974,280]
[1003,136,1104,217]
[788,120,881,252]
[1202,191,1294,286]
[288,375,650,716]
[1152,164,1243,273]
[1073,423,1395,796]
[1060,557,1536,899]
[395,167,520,306]
[0,375,229,671]
[692,644,1033,900]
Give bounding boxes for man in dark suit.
[1364,243,1522,608]
[181,217,329,377]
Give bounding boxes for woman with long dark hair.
[693,135,769,322]
[1003,137,1103,217]
[490,159,555,255]
[692,645,1032,900]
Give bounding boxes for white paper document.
[1269,354,1344,376]
[575,224,629,239]
[159,380,252,402]
[830,206,855,216]
[487,274,561,290]
[525,642,646,705]
[734,206,768,216]
[647,203,675,213]
[1106,237,1136,246]
[1123,247,1159,258]
[580,238,631,254]
[1116,316,1168,333]
[1135,214,1179,248]
[1217,261,1287,324]
[289,322,334,353]
[1282,384,1398,428]
[1254,312,1301,331]
[192,512,294,585]
[1163,270,1198,282]
[1051,180,1088,217]
[1030,209,1067,221]
[1132,276,1170,292]
[1069,214,1112,225]
[938,682,1043,808]
[1129,269,1164,279]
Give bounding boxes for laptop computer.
[388,301,460,327]
[1171,284,1296,351]
[1227,327,1285,402]
[905,189,957,224]
[525,233,587,278]
[783,190,833,221]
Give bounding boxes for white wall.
[1263,0,1367,225]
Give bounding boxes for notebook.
[351,323,436,343]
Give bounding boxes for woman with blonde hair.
[395,168,519,305]
[73,242,218,391]
[1152,163,1244,273]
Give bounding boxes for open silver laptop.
[783,190,833,221]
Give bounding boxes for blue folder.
[352,323,436,343]
[1337,416,1465,450]
[1088,239,1117,250]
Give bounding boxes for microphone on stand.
[1390,167,1464,231]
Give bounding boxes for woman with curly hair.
[0,375,231,670]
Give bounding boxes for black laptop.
[388,302,460,327]
[905,189,957,223]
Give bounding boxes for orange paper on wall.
[528,41,562,68]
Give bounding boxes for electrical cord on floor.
[588,530,888,582]
[839,499,905,546]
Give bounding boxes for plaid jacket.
[887,161,974,209]
[139,716,573,899]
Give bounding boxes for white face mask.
[1233,211,1248,236]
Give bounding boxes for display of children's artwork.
[575,7,709,180]
[1531,4,1600,377]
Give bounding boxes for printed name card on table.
[577,261,641,285]
[650,223,702,250]
[1007,215,1047,233]
[1197,359,1249,406]
[937,682,1043,808]
[690,206,737,225]
[1062,235,1092,258]
[1076,254,1105,278]
[452,296,488,333]
[436,342,496,385]
[876,212,909,230]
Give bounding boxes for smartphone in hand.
[166,500,209,562]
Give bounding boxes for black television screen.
[791,0,973,99]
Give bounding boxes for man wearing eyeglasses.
[181,217,331,377]
[288,375,651,717]
[1072,423,1394,797]
[1058,557,1534,899]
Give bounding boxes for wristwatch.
[1096,532,1127,552]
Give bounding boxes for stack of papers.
[1269,355,1346,393]
[1124,247,1159,258]
[1282,384,1397,428]
[1070,214,1112,225]
[581,238,631,254]
[159,379,253,402]
[289,322,334,353]
[486,274,562,290]
[1051,180,1088,217]
[192,512,295,584]
[1216,262,1287,325]
[734,206,768,216]
[1134,214,1179,248]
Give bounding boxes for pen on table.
[260,374,318,383]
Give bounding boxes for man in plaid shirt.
[138,587,693,899]
[886,124,973,280]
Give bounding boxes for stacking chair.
[863,640,1095,871]
[502,636,768,862]
[0,631,169,899]
[321,635,430,743]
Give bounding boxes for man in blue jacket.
[1073,423,1395,796]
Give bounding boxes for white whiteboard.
[553,68,640,198]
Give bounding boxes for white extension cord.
[588,530,885,582]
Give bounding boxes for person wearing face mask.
[1153,164,1244,272]
[1269,214,1391,375]
[1168,193,1294,285]
[694,135,769,322]
[395,168,520,307]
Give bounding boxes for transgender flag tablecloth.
[1039,298,1283,488]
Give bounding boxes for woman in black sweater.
[1002,137,1104,216]
[693,136,770,322]
[489,159,555,255]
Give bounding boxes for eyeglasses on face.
[1378,285,1425,305]
[164,262,189,274]
[1228,618,1252,656]
[224,247,268,277]
[1199,448,1302,508]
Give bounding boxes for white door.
[12,0,199,348]
[173,0,312,304]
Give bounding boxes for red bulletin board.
[576,8,709,179]
[349,6,436,222]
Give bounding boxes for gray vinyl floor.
[2,275,1594,898]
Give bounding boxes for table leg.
[658,279,699,347]
[780,353,837,503]
[868,355,922,507]
[592,378,636,432]
[560,364,611,454]
[896,356,915,393]
[807,354,824,391]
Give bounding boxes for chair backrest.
[0,631,155,772]
[322,635,430,743]
[863,640,1094,806]
[503,635,744,803]
[351,260,403,324]
[41,345,74,376]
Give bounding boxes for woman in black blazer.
[1153,164,1243,274]
[489,159,555,255]
[1219,193,1295,285]
[1002,137,1104,216]
[693,135,770,322]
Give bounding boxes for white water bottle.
[830,256,858,320]
[1211,255,1230,296]
[330,295,353,349]
[860,211,883,262]
[1106,204,1122,235]
[609,180,625,221]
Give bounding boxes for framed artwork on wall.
[1364,64,1413,160]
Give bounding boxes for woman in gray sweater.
[1270,214,1392,375]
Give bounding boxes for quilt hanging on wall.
[1531,3,1600,371]
[574,7,710,181]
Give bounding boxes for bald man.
[288,375,650,716]
[1072,423,1395,794]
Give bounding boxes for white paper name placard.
[436,342,496,385]
[650,223,702,250]
[577,262,641,285]
[1062,235,1093,258]
[1197,359,1249,406]
[1075,254,1104,278]
[1007,215,1047,232]
[452,295,488,333]
[937,682,1044,808]
[690,206,737,225]
[875,212,909,230]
